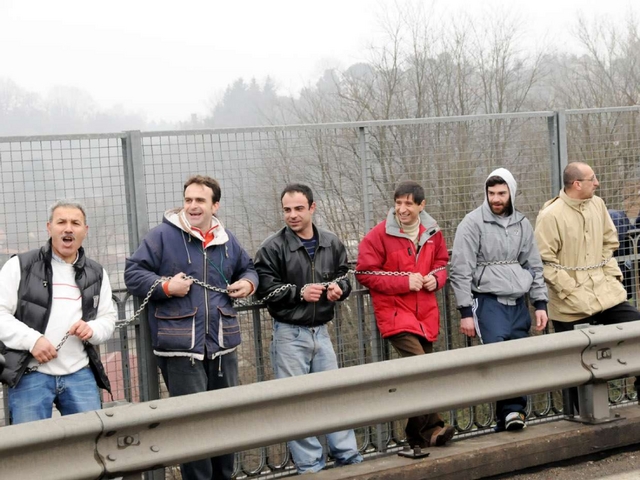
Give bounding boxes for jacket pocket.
[555,285,591,316]
[155,307,197,351]
[218,306,241,349]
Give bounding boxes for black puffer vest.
[0,242,112,393]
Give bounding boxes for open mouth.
[61,235,75,246]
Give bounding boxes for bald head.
[563,162,599,199]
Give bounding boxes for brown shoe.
[429,425,456,447]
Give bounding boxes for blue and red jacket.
[124,209,258,360]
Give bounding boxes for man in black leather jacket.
[255,183,362,474]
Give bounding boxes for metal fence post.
[122,130,157,403]
[359,126,387,452]
[251,307,265,382]
[122,131,163,480]
[116,296,132,402]
[359,126,373,234]
[548,111,566,195]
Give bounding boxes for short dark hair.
[485,175,513,215]
[184,175,221,203]
[485,175,508,188]
[394,181,425,204]
[563,162,586,188]
[280,183,314,207]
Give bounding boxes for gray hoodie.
[449,168,548,317]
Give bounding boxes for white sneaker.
[505,412,526,431]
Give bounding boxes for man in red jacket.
[356,180,455,449]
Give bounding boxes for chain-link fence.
[1,106,639,479]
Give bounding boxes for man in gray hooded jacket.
[450,168,548,431]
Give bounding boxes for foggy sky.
[0,0,635,123]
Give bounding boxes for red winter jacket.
[356,209,449,341]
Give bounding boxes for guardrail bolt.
[590,364,599,369]
[618,359,627,365]
[589,330,596,334]
[105,411,114,417]
[150,445,160,453]
[107,454,116,461]
[149,404,157,410]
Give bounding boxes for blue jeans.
[8,367,101,424]
[156,352,238,480]
[271,321,363,474]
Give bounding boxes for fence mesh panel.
[0,108,639,478]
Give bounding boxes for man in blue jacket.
[125,175,258,480]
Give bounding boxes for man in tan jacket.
[535,162,640,409]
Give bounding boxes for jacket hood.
[385,208,440,243]
[163,208,229,247]
[483,167,517,217]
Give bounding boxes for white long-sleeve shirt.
[0,255,117,376]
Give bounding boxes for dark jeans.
[474,294,531,430]
[157,352,239,480]
[552,301,640,415]
[387,332,446,447]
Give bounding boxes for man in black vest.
[0,200,116,424]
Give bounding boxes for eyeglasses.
[577,175,596,182]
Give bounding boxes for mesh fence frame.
[565,108,640,312]
[0,134,140,421]
[0,108,638,478]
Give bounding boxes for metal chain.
[476,260,520,267]
[115,277,166,330]
[24,331,73,374]
[24,263,445,374]
[28,266,449,365]
[115,266,448,325]
[543,257,612,272]
[353,266,447,277]
[27,277,167,372]
[354,270,410,277]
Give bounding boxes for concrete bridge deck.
[314,405,640,480]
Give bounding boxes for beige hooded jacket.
[534,189,625,322]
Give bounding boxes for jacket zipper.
[203,246,209,342]
[311,257,316,327]
[302,244,317,327]
[411,240,420,317]
[477,223,511,288]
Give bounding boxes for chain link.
[115,277,166,330]
[543,257,613,272]
[27,266,448,369]
[115,267,447,326]
[353,266,446,277]
[24,331,73,374]
[24,261,446,374]
[476,260,520,267]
